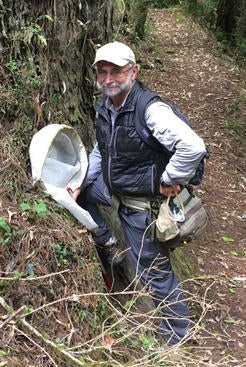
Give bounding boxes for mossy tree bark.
[216,0,246,39]
[123,0,148,39]
[0,0,113,149]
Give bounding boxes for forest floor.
[131,7,246,366]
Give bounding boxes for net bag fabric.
[29,124,97,231]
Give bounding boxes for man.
[73,41,207,346]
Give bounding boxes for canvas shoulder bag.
[156,186,208,248]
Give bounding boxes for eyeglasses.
[96,66,133,79]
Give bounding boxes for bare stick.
[0,304,25,329]
[0,296,85,366]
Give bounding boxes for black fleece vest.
[95,81,170,197]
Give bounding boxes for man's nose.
[104,72,114,83]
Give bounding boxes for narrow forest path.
[133,7,246,365]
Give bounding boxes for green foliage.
[0,15,52,163]
[24,304,34,314]
[54,337,67,345]
[26,263,37,278]
[17,23,48,46]
[139,334,156,349]
[180,0,217,28]
[0,218,11,233]
[11,14,53,47]
[0,217,22,246]
[54,242,78,268]
[20,198,48,219]
[221,236,234,243]
[226,118,245,138]
[225,96,246,139]
[124,299,134,309]
[0,349,10,357]
[149,0,180,9]
[0,56,41,162]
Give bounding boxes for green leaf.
[44,14,54,22]
[224,319,234,324]
[34,202,47,218]
[142,336,155,350]
[0,218,11,233]
[230,250,238,256]
[221,236,234,243]
[20,202,31,211]
[0,349,10,356]
[124,300,133,309]
[37,34,47,46]
[130,339,139,347]
[34,202,46,212]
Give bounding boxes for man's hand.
[72,188,81,202]
[159,184,181,198]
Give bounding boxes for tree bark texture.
[131,0,148,39]
[216,0,240,38]
[0,0,113,148]
[122,0,148,39]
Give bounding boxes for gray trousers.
[79,173,190,345]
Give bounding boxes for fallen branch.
[0,269,70,282]
[0,296,85,366]
[0,304,25,329]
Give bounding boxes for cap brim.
[92,57,130,67]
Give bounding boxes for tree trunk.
[121,0,148,39]
[237,0,246,38]
[131,0,148,39]
[216,0,238,38]
[0,0,113,149]
[0,0,154,312]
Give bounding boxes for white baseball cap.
[92,41,136,67]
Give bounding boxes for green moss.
[171,247,194,280]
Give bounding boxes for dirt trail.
[137,8,246,365]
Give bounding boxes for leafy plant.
[54,337,67,345]
[26,263,36,278]
[0,218,11,233]
[0,218,20,245]
[226,118,245,139]
[24,304,34,315]
[0,349,10,356]
[139,334,157,350]
[54,242,78,267]
[149,0,180,9]
[16,15,53,47]
[124,299,134,310]
[20,199,48,219]
[6,59,19,72]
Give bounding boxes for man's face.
[95,61,138,98]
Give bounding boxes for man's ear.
[132,64,139,78]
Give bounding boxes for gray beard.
[97,72,132,98]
